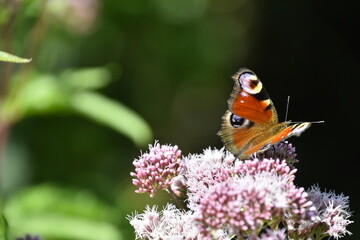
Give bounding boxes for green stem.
[4,0,49,105]
[0,0,20,99]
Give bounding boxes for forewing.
[229,68,278,125]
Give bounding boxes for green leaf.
[0,214,8,240]
[61,67,112,90]
[11,215,122,240]
[7,74,70,119]
[0,51,31,63]
[4,185,123,240]
[71,92,152,146]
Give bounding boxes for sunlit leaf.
[0,51,31,63]
[10,215,122,240]
[61,67,112,90]
[71,92,153,146]
[10,74,70,118]
[5,185,115,220]
[4,185,123,240]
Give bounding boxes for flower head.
[286,185,353,239]
[234,158,297,183]
[300,185,352,239]
[195,171,310,239]
[195,179,271,239]
[128,204,200,240]
[286,185,318,222]
[130,142,182,197]
[256,141,298,163]
[182,148,234,208]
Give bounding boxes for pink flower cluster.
[196,180,272,239]
[129,141,353,240]
[286,186,317,221]
[234,158,297,182]
[256,141,298,162]
[182,148,234,209]
[195,170,317,239]
[130,142,182,197]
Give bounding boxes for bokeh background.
[1,0,359,239]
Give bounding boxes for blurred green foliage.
[4,185,122,240]
[1,66,152,146]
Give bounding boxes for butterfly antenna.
[309,120,325,123]
[292,120,325,124]
[285,96,290,122]
[285,96,325,124]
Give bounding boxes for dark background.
[1,0,359,239]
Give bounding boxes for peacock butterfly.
[218,68,311,159]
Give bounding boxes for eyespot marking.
[238,72,262,95]
[230,113,254,129]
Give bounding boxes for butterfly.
[218,68,311,159]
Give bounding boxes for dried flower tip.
[170,175,187,198]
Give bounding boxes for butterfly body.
[218,68,311,159]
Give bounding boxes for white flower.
[128,204,200,240]
[308,185,353,239]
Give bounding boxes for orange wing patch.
[232,93,275,124]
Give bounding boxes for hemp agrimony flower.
[182,148,234,209]
[130,142,182,197]
[128,141,353,240]
[128,204,200,240]
[256,141,298,163]
[286,185,353,239]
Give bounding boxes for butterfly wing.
[269,122,311,144]
[218,110,273,158]
[219,113,311,159]
[227,68,278,124]
[218,68,311,159]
